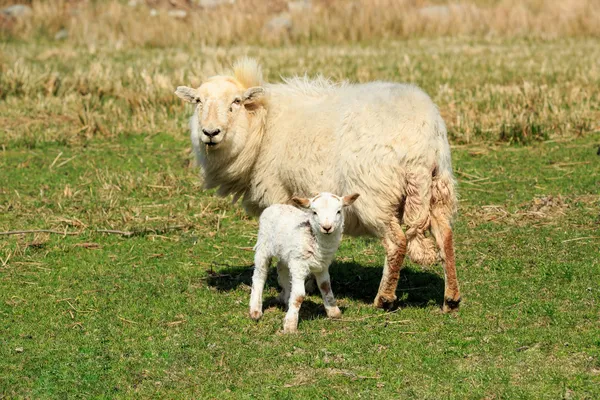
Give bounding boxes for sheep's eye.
[195,98,202,104]
[337,210,341,215]
[313,211,317,215]
[232,98,241,105]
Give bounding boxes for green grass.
[1,37,600,398]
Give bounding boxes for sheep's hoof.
[442,297,461,313]
[249,309,263,321]
[373,294,396,310]
[326,306,342,319]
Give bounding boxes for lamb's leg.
[276,261,290,306]
[314,270,341,319]
[431,217,461,312]
[283,263,308,334]
[374,219,407,309]
[249,250,271,321]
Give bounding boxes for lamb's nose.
[322,225,332,233]
[202,128,221,138]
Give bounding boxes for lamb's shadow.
[205,260,445,312]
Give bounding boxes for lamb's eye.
[337,210,341,215]
[195,98,202,104]
[232,98,241,105]
[313,211,317,215]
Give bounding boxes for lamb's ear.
[342,193,360,207]
[175,86,199,103]
[291,196,311,209]
[242,86,265,105]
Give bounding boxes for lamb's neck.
[314,230,343,257]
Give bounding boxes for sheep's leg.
[374,219,407,309]
[283,263,308,334]
[276,260,290,306]
[314,270,341,319]
[431,217,461,312]
[249,251,271,321]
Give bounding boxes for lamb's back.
[256,205,311,256]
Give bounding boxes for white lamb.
[249,192,359,333]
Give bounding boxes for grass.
[1,14,600,398]
[1,130,599,398]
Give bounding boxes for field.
[1,1,600,398]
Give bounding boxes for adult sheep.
[175,58,461,312]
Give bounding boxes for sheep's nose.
[322,224,333,233]
[202,128,221,137]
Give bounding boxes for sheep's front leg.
[249,252,271,321]
[283,264,308,334]
[374,219,407,309]
[314,270,341,319]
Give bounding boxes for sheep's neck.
[203,109,267,200]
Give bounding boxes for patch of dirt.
[520,195,568,218]
[465,195,576,227]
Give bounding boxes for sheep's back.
[254,81,453,236]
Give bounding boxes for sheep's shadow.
[204,260,445,312]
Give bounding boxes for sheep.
[175,58,461,312]
[249,192,360,333]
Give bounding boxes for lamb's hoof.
[374,294,396,310]
[326,306,342,319]
[442,297,461,313]
[249,309,263,321]
[283,317,298,334]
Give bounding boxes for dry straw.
[1,0,599,46]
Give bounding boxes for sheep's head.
[174,58,265,152]
[292,192,360,235]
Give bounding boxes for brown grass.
[1,37,598,146]
[1,0,599,47]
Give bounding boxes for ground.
[1,34,599,398]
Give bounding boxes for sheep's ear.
[175,86,200,103]
[292,196,311,209]
[243,87,265,105]
[342,193,360,207]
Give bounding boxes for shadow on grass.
[205,260,445,311]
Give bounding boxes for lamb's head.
[174,58,265,153]
[292,192,360,235]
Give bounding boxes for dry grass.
[1,0,599,47]
[1,38,599,146]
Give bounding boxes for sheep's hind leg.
[249,251,271,321]
[431,217,461,312]
[283,263,308,334]
[314,270,341,319]
[374,219,407,310]
[276,261,290,306]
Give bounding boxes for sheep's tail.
[404,118,457,266]
[404,169,437,265]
